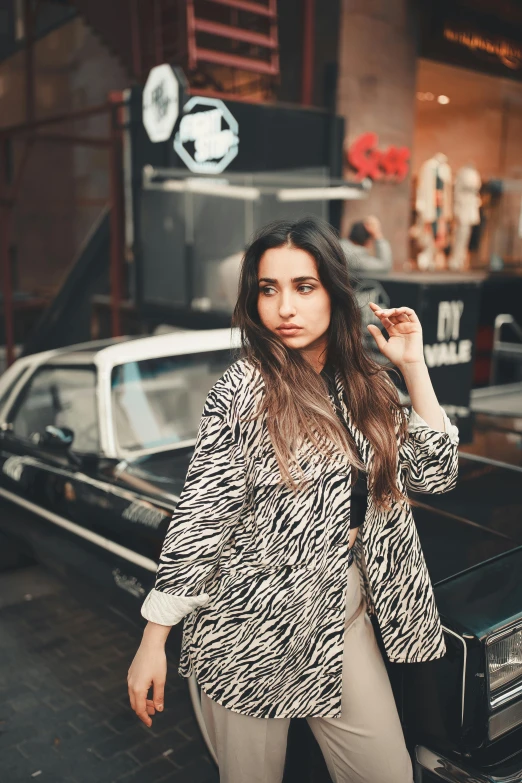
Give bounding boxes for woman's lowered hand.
[128,622,170,727]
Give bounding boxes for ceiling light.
[437,95,450,105]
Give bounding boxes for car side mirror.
[40,425,75,451]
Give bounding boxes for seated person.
[340,216,393,274]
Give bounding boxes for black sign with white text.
[356,274,482,414]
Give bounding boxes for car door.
[0,363,99,559]
[0,361,163,609]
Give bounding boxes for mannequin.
[448,164,481,271]
[415,153,453,271]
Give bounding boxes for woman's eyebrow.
[258,276,319,284]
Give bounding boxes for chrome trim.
[415,745,522,783]
[0,452,179,508]
[0,487,158,573]
[487,621,522,647]
[491,682,522,711]
[457,451,522,475]
[412,499,513,542]
[442,625,467,727]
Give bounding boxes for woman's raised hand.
[366,302,425,369]
[128,623,169,727]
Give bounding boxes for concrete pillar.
[336,0,417,266]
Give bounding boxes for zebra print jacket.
[141,358,459,719]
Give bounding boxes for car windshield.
[111,350,233,451]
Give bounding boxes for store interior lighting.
[416,92,450,104]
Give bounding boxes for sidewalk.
[0,565,218,783]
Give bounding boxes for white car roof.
[0,329,242,457]
[94,328,241,372]
[8,329,241,373]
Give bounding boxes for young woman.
[128,217,459,783]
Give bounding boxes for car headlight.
[488,628,522,693]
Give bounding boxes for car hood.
[413,455,522,585]
[413,455,522,637]
[434,547,522,640]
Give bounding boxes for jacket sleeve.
[399,405,459,494]
[141,412,246,626]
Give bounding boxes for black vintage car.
[0,329,521,782]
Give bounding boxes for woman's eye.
[298,285,314,293]
[260,286,275,296]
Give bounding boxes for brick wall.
[336,0,417,267]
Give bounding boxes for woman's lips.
[277,325,303,335]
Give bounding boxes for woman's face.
[257,245,331,358]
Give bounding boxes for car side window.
[9,365,100,453]
[0,365,30,416]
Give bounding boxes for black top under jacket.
[320,362,368,530]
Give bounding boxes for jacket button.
[376,555,384,564]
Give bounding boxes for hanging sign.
[173,96,239,174]
[347,132,410,183]
[142,64,180,143]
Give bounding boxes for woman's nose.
[279,294,296,318]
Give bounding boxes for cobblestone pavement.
[0,565,218,783]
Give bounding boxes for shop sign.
[174,96,239,174]
[142,64,180,143]
[424,299,472,368]
[444,28,522,71]
[347,132,410,183]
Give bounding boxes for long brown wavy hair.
[232,216,409,509]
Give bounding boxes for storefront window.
[413,59,522,271]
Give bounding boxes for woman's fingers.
[367,324,387,352]
[133,689,153,727]
[146,699,156,716]
[368,303,420,330]
[369,302,420,324]
[128,683,136,713]
[153,681,165,712]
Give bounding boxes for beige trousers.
[201,564,413,783]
